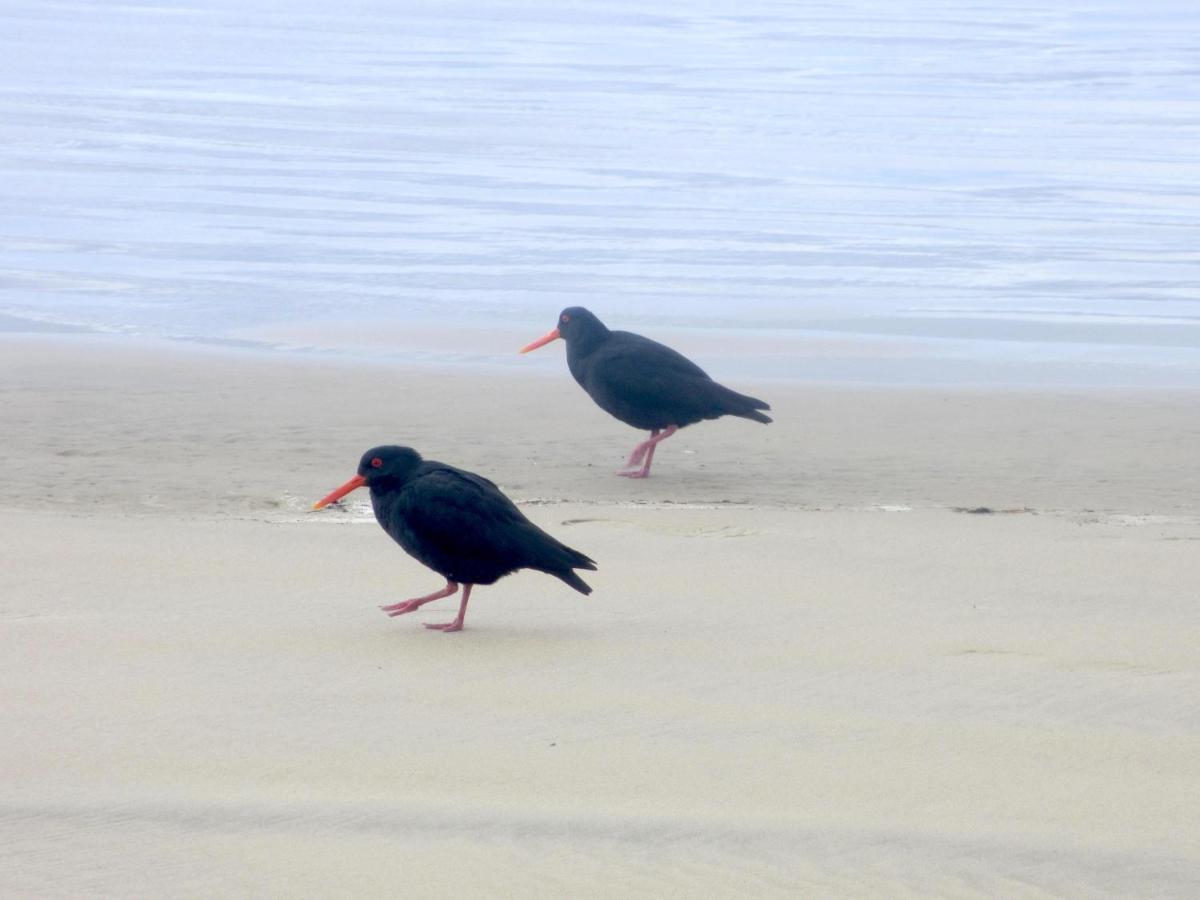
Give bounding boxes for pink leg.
[619,425,678,478]
[380,580,458,617]
[624,429,659,469]
[425,584,473,632]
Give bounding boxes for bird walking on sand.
[520,307,772,477]
[313,446,596,632]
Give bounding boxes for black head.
[520,306,611,355]
[554,307,608,344]
[357,445,423,483]
[313,445,424,509]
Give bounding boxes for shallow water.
[2,0,1198,384]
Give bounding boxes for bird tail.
[541,542,596,595]
[554,568,594,596]
[716,385,773,424]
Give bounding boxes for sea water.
[2,0,1198,385]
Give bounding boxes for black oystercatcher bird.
[520,307,772,477]
[313,446,596,632]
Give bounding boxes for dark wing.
[584,333,745,428]
[604,331,712,381]
[397,465,594,585]
[425,461,503,496]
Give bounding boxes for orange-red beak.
[312,474,366,510]
[519,327,561,354]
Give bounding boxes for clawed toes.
[424,622,464,632]
[381,602,419,616]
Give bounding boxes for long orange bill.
[518,327,561,354]
[312,474,367,510]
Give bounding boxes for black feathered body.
[566,327,772,431]
[368,459,595,594]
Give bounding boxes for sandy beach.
[3,336,1199,898]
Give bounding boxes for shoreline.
[6,316,1200,390]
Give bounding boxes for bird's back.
[374,462,595,590]
[569,330,770,430]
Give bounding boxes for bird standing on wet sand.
[313,446,596,633]
[520,307,772,477]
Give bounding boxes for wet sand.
[2,336,1199,897]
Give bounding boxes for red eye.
[370,457,383,468]
[561,313,571,323]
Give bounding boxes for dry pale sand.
[2,335,1200,898]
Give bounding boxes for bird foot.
[624,448,649,468]
[618,427,671,479]
[380,600,424,617]
[424,620,465,633]
[380,582,459,616]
